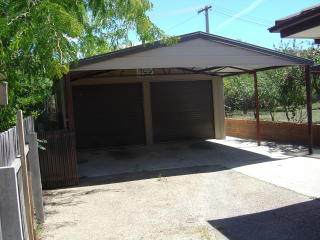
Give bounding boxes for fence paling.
[0,117,34,168]
[0,127,18,167]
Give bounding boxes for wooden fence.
[0,113,43,240]
[0,126,19,167]
[0,117,34,167]
[38,130,78,189]
[225,118,320,146]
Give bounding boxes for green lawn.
[226,102,320,124]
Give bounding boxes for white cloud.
[216,0,266,30]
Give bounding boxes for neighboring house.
[56,31,312,149]
[269,4,320,44]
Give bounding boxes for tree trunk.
[269,111,275,121]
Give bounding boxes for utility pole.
[198,5,212,33]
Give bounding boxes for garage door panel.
[151,81,214,142]
[73,83,145,148]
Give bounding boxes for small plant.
[157,174,167,182]
[189,226,213,240]
[35,220,43,239]
[37,139,47,150]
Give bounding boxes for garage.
[39,30,313,187]
[58,31,311,152]
[73,83,145,148]
[151,80,214,142]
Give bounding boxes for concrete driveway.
[42,137,320,240]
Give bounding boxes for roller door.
[151,80,214,142]
[73,83,145,148]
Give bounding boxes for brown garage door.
[151,80,214,142]
[73,83,145,148]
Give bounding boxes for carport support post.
[253,72,261,146]
[142,81,154,144]
[65,74,75,129]
[305,65,313,154]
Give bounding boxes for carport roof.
[70,31,313,77]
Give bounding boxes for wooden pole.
[0,81,8,106]
[142,81,154,145]
[17,110,35,240]
[253,72,261,146]
[60,77,67,129]
[305,65,313,154]
[65,74,75,129]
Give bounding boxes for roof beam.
[195,66,223,73]
[71,70,114,81]
[178,68,218,76]
[212,66,228,73]
[222,65,292,77]
[226,66,254,73]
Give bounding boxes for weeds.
[157,174,167,182]
[189,225,213,240]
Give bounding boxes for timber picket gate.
[0,112,44,240]
[38,130,78,189]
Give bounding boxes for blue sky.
[141,0,319,49]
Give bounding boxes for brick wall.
[225,118,320,146]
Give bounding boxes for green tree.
[258,70,280,121]
[278,67,306,122]
[0,0,167,131]
[274,41,317,122]
[299,44,320,99]
[224,40,319,123]
[224,74,254,116]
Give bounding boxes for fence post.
[0,217,3,240]
[26,132,44,223]
[0,161,25,240]
[17,110,35,240]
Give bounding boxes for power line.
[214,5,273,25]
[215,10,271,28]
[166,13,199,31]
[165,5,272,32]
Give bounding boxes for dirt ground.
[41,139,320,240]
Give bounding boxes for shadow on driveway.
[76,138,312,188]
[79,164,227,187]
[209,198,320,240]
[77,139,282,180]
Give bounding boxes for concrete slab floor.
[78,137,320,198]
[210,137,320,198]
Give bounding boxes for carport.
[57,31,313,155]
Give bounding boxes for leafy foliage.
[258,70,280,121]
[224,74,254,115]
[224,40,320,123]
[0,0,167,131]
